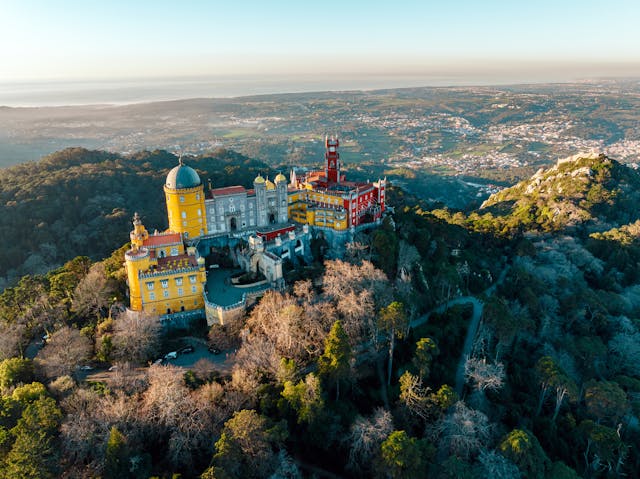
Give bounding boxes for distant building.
[124,135,387,325]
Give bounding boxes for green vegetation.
[1,147,640,477]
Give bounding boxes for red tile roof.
[143,233,182,247]
[212,185,246,196]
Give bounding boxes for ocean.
[0,74,549,107]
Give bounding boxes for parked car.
[108,365,118,372]
[164,351,178,360]
[208,346,221,355]
[178,345,194,354]
[78,365,94,371]
[153,358,164,365]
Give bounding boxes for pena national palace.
[125,137,387,327]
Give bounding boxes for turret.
[130,212,149,249]
[124,244,151,311]
[325,135,340,183]
[275,172,288,223]
[164,158,207,239]
[254,174,268,227]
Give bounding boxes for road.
[85,338,236,383]
[410,265,510,397]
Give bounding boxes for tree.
[72,262,114,319]
[476,449,521,479]
[0,321,25,361]
[280,373,324,425]
[142,364,217,469]
[534,356,577,423]
[578,420,627,475]
[464,356,505,394]
[112,310,161,364]
[372,220,399,278]
[435,401,490,460]
[35,326,92,379]
[499,429,549,479]
[104,426,130,479]
[584,380,628,426]
[379,430,432,479]
[318,320,352,400]
[399,371,430,421]
[413,337,439,380]
[212,409,287,479]
[378,301,408,385]
[0,358,34,393]
[345,408,393,473]
[3,396,62,479]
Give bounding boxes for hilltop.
[433,153,640,236]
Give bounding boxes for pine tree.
[104,426,130,479]
[318,320,352,400]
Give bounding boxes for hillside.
[0,147,273,288]
[433,153,640,237]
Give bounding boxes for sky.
[0,0,639,83]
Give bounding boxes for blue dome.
[165,162,201,189]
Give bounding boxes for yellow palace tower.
[164,158,207,239]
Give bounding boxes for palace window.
[170,247,179,256]
[146,282,154,291]
[179,196,185,203]
[163,290,169,298]
[175,277,183,286]
[189,275,197,284]
[197,209,201,216]
[181,211,187,219]
[149,292,155,301]
[178,288,184,296]
[196,193,200,200]
[191,286,197,294]
[160,280,169,289]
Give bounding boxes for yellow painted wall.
[125,249,151,311]
[138,267,207,315]
[164,185,207,239]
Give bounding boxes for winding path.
[409,265,510,396]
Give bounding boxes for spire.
[178,154,184,166]
[133,212,141,226]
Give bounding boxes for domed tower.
[164,158,207,239]
[254,174,267,227]
[125,214,151,311]
[275,172,288,223]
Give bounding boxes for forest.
[0,150,640,478]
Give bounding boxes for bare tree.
[434,401,491,460]
[322,259,390,309]
[142,364,218,469]
[336,289,375,345]
[72,262,114,319]
[477,449,522,479]
[247,291,332,363]
[464,356,505,393]
[345,408,393,472]
[0,321,25,360]
[293,279,315,304]
[112,310,161,364]
[399,371,431,421]
[35,326,92,379]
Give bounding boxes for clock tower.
[324,136,341,183]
